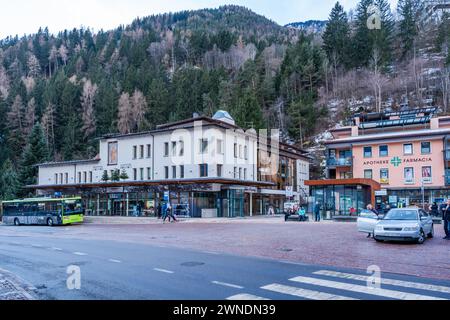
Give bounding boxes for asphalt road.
[1,225,450,300]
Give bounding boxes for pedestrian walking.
[429,202,438,217]
[314,202,321,222]
[443,199,450,240]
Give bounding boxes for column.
[126,193,129,217]
[249,193,253,217]
[96,194,100,216]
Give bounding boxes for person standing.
[314,202,321,222]
[429,202,438,217]
[443,199,450,240]
[366,204,379,238]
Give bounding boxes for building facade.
[32,111,310,217]
[306,107,450,218]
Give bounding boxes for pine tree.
[322,2,351,69]
[101,170,110,182]
[111,169,120,182]
[397,0,423,58]
[0,159,20,200]
[18,123,49,196]
[119,169,129,180]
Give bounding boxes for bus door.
[17,204,27,225]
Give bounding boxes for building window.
[244,146,248,160]
[78,172,82,183]
[164,143,169,157]
[89,171,92,183]
[164,166,169,179]
[363,146,372,158]
[239,168,242,179]
[239,145,243,158]
[404,167,414,183]
[179,140,184,156]
[244,168,247,180]
[234,167,238,179]
[379,145,388,157]
[200,139,208,154]
[133,146,137,159]
[65,173,69,184]
[340,172,353,179]
[217,139,224,155]
[172,166,177,179]
[421,142,431,154]
[59,173,63,185]
[83,172,87,183]
[234,143,238,158]
[403,143,413,155]
[147,167,151,180]
[172,141,177,156]
[217,164,223,177]
[55,173,58,184]
[140,145,144,158]
[133,168,137,180]
[422,166,432,183]
[199,164,208,177]
[147,144,151,158]
[380,168,389,184]
[140,168,144,180]
[364,169,373,179]
[180,165,184,178]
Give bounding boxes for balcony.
[446,170,450,185]
[326,157,353,167]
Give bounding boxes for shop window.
[421,142,431,154]
[404,167,414,183]
[403,143,413,155]
[379,145,388,157]
[199,164,208,177]
[363,146,372,158]
[364,169,373,179]
[422,166,432,183]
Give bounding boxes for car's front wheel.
[417,229,426,244]
[427,225,434,239]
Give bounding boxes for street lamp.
[421,178,425,210]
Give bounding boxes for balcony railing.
[446,170,450,185]
[326,157,353,167]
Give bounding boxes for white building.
[33,111,310,217]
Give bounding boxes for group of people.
[156,202,178,223]
[284,205,308,221]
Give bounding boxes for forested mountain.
[0,2,449,198]
[285,20,327,34]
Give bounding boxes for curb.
[0,268,36,300]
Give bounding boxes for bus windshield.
[63,199,83,215]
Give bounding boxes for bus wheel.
[47,218,54,227]
[14,218,20,226]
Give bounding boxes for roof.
[37,159,100,168]
[2,197,82,204]
[324,128,450,145]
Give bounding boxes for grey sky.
[0,0,399,39]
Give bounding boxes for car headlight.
[403,225,419,231]
[375,225,383,231]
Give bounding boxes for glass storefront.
[310,185,371,219]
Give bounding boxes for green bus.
[1,197,84,226]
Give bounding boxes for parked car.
[358,207,434,244]
[173,204,190,217]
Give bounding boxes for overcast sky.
[0,0,399,40]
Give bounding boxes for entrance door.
[112,200,124,216]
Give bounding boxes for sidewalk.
[0,268,36,300]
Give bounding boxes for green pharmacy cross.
[390,157,402,167]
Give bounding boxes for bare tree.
[369,49,388,113]
[7,95,25,139]
[27,53,41,78]
[58,45,69,66]
[0,65,10,100]
[117,92,132,134]
[80,79,98,138]
[131,89,148,132]
[41,103,56,157]
[24,98,36,135]
[440,66,450,114]
[49,45,58,77]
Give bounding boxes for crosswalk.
[225,269,450,301]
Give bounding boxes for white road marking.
[227,294,270,300]
[51,247,63,251]
[73,252,87,256]
[204,251,220,255]
[290,276,446,300]
[31,244,42,248]
[108,259,122,263]
[153,268,174,274]
[314,270,450,295]
[212,281,244,289]
[262,283,357,300]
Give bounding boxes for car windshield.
[384,210,418,221]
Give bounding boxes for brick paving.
[0,268,35,300]
[2,218,450,281]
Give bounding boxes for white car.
[357,208,434,244]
